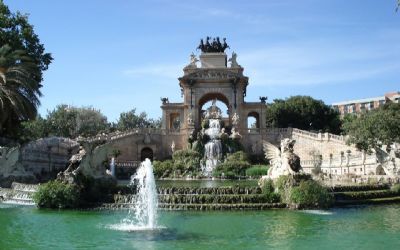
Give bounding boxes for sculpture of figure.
[161,97,169,105]
[197,37,229,53]
[187,112,194,125]
[232,112,240,126]
[230,127,242,139]
[263,138,303,179]
[375,145,400,176]
[189,53,199,67]
[197,39,205,51]
[222,38,229,51]
[228,52,240,68]
[62,145,86,176]
[171,141,175,153]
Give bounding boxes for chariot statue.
[263,138,303,179]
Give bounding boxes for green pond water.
[1,204,400,250]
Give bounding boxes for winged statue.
[263,138,303,179]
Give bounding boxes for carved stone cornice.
[179,69,245,82]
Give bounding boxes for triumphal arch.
[160,37,267,154]
[99,38,268,173]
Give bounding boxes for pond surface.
[1,204,400,249]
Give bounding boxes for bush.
[290,180,333,209]
[246,165,269,177]
[391,184,400,194]
[221,137,244,154]
[172,149,202,174]
[153,160,173,178]
[259,178,280,203]
[225,151,248,162]
[33,180,80,209]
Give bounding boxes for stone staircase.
[331,184,400,206]
[0,182,37,205]
[102,186,284,210]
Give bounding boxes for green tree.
[46,105,109,138]
[117,108,159,130]
[343,102,400,152]
[0,44,41,136]
[0,1,52,138]
[0,1,52,82]
[18,115,48,142]
[265,96,342,134]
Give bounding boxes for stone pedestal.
[200,53,227,68]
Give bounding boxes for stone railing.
[292,128,319,138]
[301,154,377,168]
[115,160,141,168]
[83,128,165,143]
[291,128,347,144]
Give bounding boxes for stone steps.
[100,202,286,210]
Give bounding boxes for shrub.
[391,184,400,194]
[290,180,333,209]
[221,138,244,154]
[153,160,173,178]
[172,149,202,174]
[259,178,280,203]
[214,151,251,178]
[249,154,268,164]
[245,165,269,177]
[33,180,80,209]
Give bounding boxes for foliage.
[245,165,269,177]
[391,184,400,194]
[0,1,52,138]
[290,180,333,208]
[117,108,160,130]
[201,119,209,129]
[225,151,248,162]
[18,115,48,142]
[45,104,109,138]
[342,103,400,152]
[248,154,268,164]
[221,136,243,154]
[153,160,173,178]
[33,180,80,209]
[259,178,280,203]
[0,44,41,137]
[172,149,202,174]
[214,151,251,178]
[265,96,342,134]
[78,174,116,204]
[335,190,398,201]
[0,1,52,80]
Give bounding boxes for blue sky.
[6,0,400,121]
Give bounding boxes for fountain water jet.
[110,158,160,231]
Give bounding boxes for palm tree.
[0,44,41,136]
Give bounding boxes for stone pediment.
[181,69,244,81]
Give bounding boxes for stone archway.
[198,92,230,126]
[140,147,153,161]
[247,111,260,130]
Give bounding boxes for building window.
[370,101,374,109]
